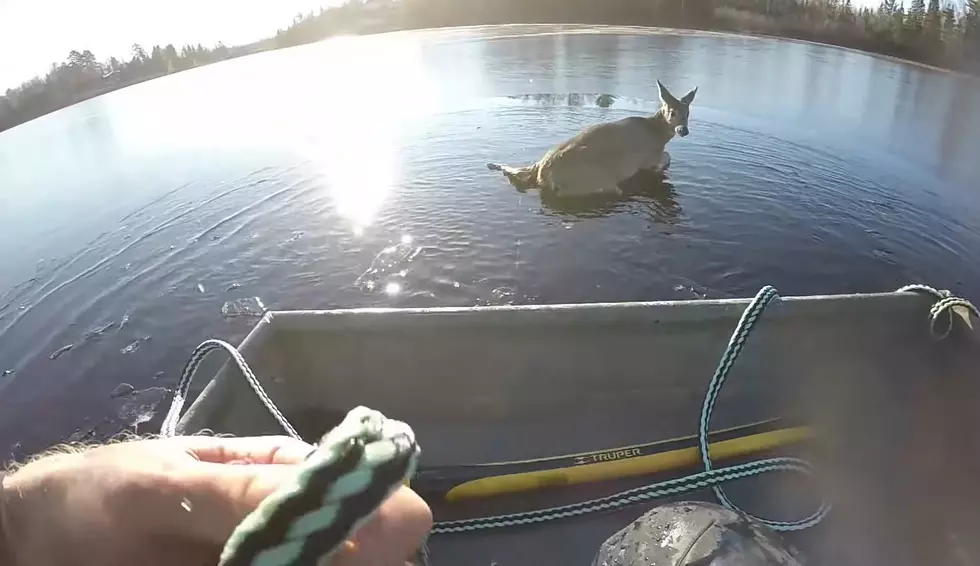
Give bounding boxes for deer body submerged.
[488,81,697,197]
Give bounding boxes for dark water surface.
[1,24,979,457]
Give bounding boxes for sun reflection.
[384,281,402,296]
[105,32,445,237]
[292,36,441,236]
[313,129,398,236]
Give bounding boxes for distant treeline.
[0,42,265,133]
[3,0,979,133]
[277,0,980,70]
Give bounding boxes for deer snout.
[675,125,689,137]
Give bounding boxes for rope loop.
[160,339,300,440]
[696,285,830,530]
[896,284,979,340]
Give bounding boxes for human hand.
[0,435,432,566]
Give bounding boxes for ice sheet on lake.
[110,382,136,398]
[120,336,151,354]
[221,297,267,318]
[83,321,117,340]
[49,344,74,360]
[499,93,654,111]
[354,235,426,293]
[65,384,167,441]
[114,386,168,431]
[48,317,131,360]
[474,284,537,307]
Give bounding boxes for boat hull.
[175,291,980,565]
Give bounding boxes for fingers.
[176,462,433,565]
[332,487,434,566]
[167,435,432,565]
[175,460,305,544]
[175,435,315,465]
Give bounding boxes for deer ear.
[657,80,678,105]
[680,86,698,105]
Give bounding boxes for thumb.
[176,460,303,545]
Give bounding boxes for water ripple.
[2,31,980,458]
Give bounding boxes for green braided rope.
[217,406,421,566]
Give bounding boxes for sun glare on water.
[292,35,443,236]
[384,281,402,296]
[105,32,444,237]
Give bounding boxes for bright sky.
[0,0,335,90]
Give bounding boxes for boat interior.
[177,292,980,565]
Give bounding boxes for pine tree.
[908,0,926,33]
[902,0,926,41]
[892,5,907,39]
[940,2,957,43]
[925,0,942,41]
[967,0,980,32]
[964,0,980,64]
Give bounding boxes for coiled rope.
[217,407,420,566]
[896,284,980,340]
[160,284,977,564]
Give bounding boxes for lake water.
[1,24,979,458]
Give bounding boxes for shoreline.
[1,23,974,135]
[737,30,974,78]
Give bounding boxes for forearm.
[0,452,88,566]
[0,455,78,566]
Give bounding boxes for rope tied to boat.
[161,284,978,564]
[160,339,300,440]
[896,284,980,340]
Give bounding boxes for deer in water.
[487,80,697,197]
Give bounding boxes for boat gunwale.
[174,289,935,434]
[259,290,933,329]
[267,290,905,314]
